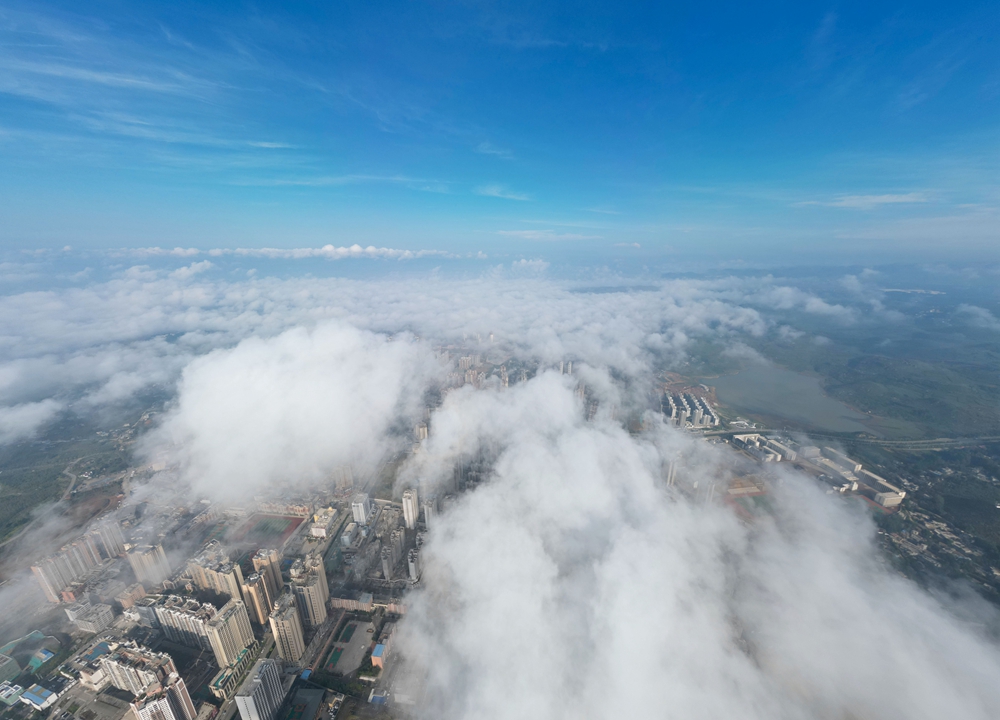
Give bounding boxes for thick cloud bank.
[401,374,1000,720]
[142,322,443,500]
[0,263,866,433]
[2,258,1000,717]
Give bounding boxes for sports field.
[234,514,304,545]
[338,623,357,643]
[324,648,343,672]
[322,621,373,675]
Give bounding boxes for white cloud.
[957,304,1000,332]
[511,259,549,273]
[797,192,929,209]
[5,260,1000,718]
[169,260,213,280]
[0,399,63,443]
[0,266,923,444]
[131,244,451,260]
[397,374,1000,720]
[476,185,531,201]
[140,322,444,501]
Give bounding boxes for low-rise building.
[0,655,20,684]
[20,684,59,711]
[0,682,24,707]
[74,603,115,634]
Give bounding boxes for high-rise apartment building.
[128,545,172,586]
[101,643,178,697]
[402,489,419,530]
[32,556,76,604]
[351,494,373,524]
[252,549,282,603]
[31,535,105,603]
[152,596,216,651]
[381,546,394,582]
[234,660,285,720]
[407,549,420,582]
[241,574,272,625]
[268,595,305,664]
[191,561,244,600]
[189,541,245,599]
[207,599,255,669]
[421,496,437,529]
[130,673,197,720]
[390,529,405,566]
[291,575,327,628]
[88,520,126,559]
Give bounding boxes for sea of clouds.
[2,255,1000,718]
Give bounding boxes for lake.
[706,364,874,434]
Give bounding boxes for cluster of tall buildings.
[98,642,197,720]
[130,593,259,701]
[99,642,178,697]
[663,392,720,429]
[188,541,244,598]
[185,543,286,629]
[380,528,405,581]
[31,520,126,603]
[127,544,172,586]
[130,673,197,720]
[133,595,216,651]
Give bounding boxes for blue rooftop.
[22,685,54,705]
[82,642,111,663]
[372,645,385,658]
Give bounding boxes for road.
[0,457,88,549]
[790,434,1000,449]
[700,429,1000,450]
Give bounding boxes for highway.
[699,428,1000,450]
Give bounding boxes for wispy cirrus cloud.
[231,174,443,189]
[796,192,929,209]
[475,141,513,159]
[476,184,531,201]
[0,59,197,94]
[498,230,601,241]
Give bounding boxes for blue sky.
[1,1,998,264]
